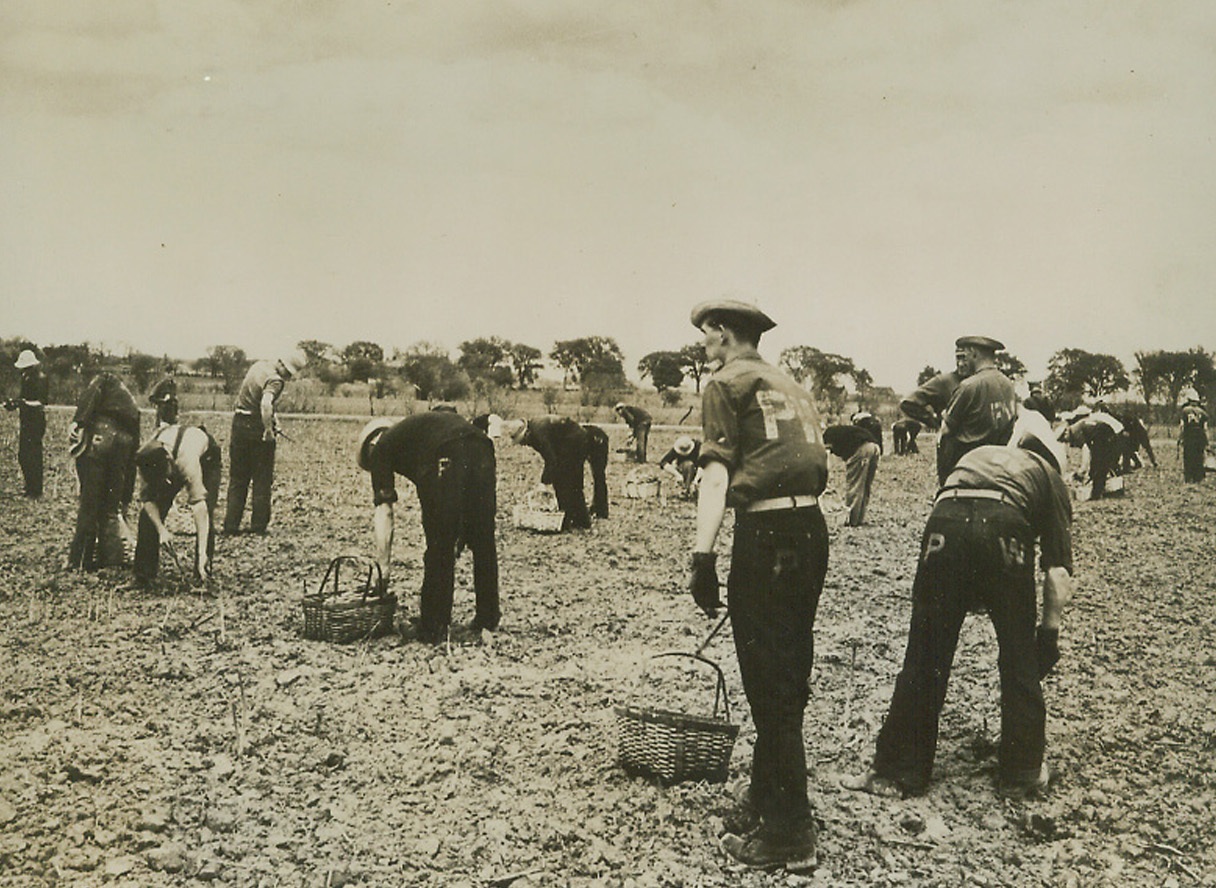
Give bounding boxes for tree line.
[1,333,1211,422]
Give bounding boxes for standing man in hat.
[658,435,702,498]
[357,412,500,643]
[148,364,179,427]
[1178,393,1209,483]
[822,422,881,527]
[844,408,1075,800]
[687,299,828,871]
[614,402,652,463]
[6,349,49,497]
[222,352,306,535]
[67,371,141,570]
[933,336,1018,484]
[502,415,609,530]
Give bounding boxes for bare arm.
[373,502,395,587]
[260,390,277,441]
[1040,566,1074,630]
[693,460,730,553]
[191,501,212,579]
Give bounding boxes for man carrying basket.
[686,298,829,871]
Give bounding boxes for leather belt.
[934,488,1009,505]
[744,494,819,513]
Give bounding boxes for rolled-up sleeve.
[699,380,739,471]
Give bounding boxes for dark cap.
[690,299,776,332]
[955,335,1005,352]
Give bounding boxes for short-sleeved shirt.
[942,367,1017,446]
[234,361,286,414]
[1181,405,1208,435]
[822,424,880,461]
[699,354,828,508]
[137,425,217,504]
[367,412,490,506]
[900,371,962,428]
[941,446,1073,573]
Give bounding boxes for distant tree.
[550,336,626,387]
[297,340,335,367]
[916,365,940,386]
[507,342,543,389]
[679,344,710,393]
[342,341,385,383]
[395,343,469,401]
[779,346,866,415]
[1134,347,1214,411]
[638,351,685,392]
[1044,348,1129,404]
[996,353,1027,382]
[127,351,161,393]
[458,337,511,385]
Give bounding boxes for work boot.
[999,761,1051,801]
[719,796,760,837]
[721,820,817,872]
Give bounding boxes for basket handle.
[317,555,384,601]
[647,652,732,723]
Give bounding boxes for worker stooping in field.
[687,298,828,872]
[844,407,1074,801]
[850,411,883,454]
[1058,405,1123,500]
[502,415,609,530]
[822,423,881,527]
[67,371,141,570]
[658,435,701,498]
[222,352,306,535]
[132,424,222,584]
[6,349,49,498]
[357,412,500,644]
[615,402,652,463]
[891,417,922,455]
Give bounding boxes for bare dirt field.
[2,410,1214,887]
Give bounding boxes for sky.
[3,0,1215,390]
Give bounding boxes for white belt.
[234,408,255,415]
[744,494,819,513]
[934,488,1009,505]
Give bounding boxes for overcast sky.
[3,1,1214,389]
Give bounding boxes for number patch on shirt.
[756,390,821,444]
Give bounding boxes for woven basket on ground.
[512,486,565,533]
[301,555,396,644]
[615,652,738,784]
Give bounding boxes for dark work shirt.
[19,368,49,406]
[822,424,880,461]
[617,405,652,430]
[368,412,489,506]
[942,446,1073,573]
[73,373,141,439]
[520,415,587,471]
[900,371,961,429]
[700,353,828,507]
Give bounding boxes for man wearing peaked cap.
[687,298,828,870]
[356,411,500,643]
[930,334,1018,483]
[6,348,49,497]
[222,353,304,535]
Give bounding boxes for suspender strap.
[171,424,188,459]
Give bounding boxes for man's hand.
[1036,626,1060,679]
[158,525,173,546]
[689,552,723,618]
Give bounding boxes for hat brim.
[690,300,776,332]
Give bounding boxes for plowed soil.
[2,412,1214,887]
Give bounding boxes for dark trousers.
[134,440,221,582]
[1181,429,1207,482]
[68,418,136,570]
[583,424,610,519]
[630,422,651,463]
[729,506,829,831]
[415,436,499,637]
[224,413,276,532]
[1087,429,1119,499]
[18,405,45,497]
[872,498,1043,793]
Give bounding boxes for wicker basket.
[622,470,662,500]
[615,652,739,784]
[512,487,565,533]
[301,555,396,643]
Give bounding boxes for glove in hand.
[1036,626,1060,679]
[689,552,723,618]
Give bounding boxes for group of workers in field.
[4,315,1212,874]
